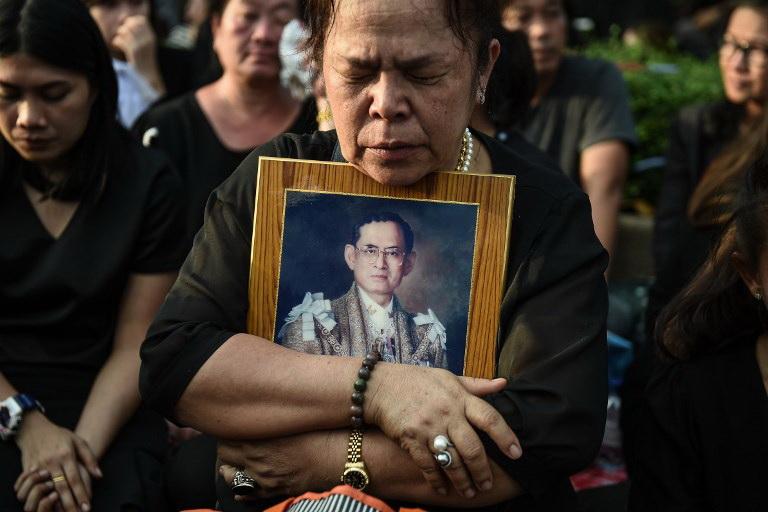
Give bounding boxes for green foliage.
[581,38,723,208]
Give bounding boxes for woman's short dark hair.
[658,151,768,360]
[0,0,123,201]
[304,0,501,86]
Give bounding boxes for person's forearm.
[585,182,622,261]
[317,429,523,507]
[132,49,166,97]
[580,140,629,268]
[0,372,19,400]
[75,347,141,459]
[177,334,383,439]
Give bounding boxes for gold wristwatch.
[340,429,370,490]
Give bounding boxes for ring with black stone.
[231,469,256,496]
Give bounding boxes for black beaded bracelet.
[350,350,380,428]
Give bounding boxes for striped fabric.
[264,485,427,512]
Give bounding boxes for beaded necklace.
[455,128,474,173]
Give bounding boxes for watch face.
[342,468,369,490]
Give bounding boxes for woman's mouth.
[366,143,422,162]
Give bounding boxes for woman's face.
[719,7,768,106]
[89,0,151,58]
[323,0,495,186]
[0,53,94,167]
[213,0,298,83]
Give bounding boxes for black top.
[0,144,186,397]
[518,55,637,183]
[646,101,743,335]
[139,130,609,508]
[134,93,318,247]
[628,340,768,511]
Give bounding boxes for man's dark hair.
[0,0,129,202]
[304,0,501,91]
[351,212,415,254]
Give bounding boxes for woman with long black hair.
[0,0,186,510]
[629,153,768,510]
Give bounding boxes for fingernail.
[437,488,447,496]
[96,467,103,478]
[82,503,91,512]
[218,466,224,475]
[465,489,476,499]
[481,480,492,491]
[38,469,49,477]
[510,444,522,459]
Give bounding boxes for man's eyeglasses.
[720,36,768,69]
[355,247,406,266]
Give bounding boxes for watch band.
[0,394,44,441]
[347,429,364,463]
[341,428,370,490]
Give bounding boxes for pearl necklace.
[455,128,474,173]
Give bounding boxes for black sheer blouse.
[139,130,608,507]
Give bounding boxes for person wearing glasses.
[278,212,448,369]
[623,0,768,477]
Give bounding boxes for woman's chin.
[354,162,433,187]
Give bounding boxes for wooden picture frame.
[248,157,515,379]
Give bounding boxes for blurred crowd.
[2,0,768,511]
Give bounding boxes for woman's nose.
[368,73,410,121]
[16,99,47,129]
[250,16,282,45]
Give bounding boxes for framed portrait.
[248,158,515,379]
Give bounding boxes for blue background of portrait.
[275,191,478,375]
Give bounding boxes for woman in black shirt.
[140,0,608,509]
[135,0,317,249]
[0,1,185,510]
[629,153,768,512]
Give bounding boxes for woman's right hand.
[366,365,522,498]
[14,412,101,512]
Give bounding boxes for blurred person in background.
[85,0,194,127]
[0,0,186,510]
[501,0,637,267]
[135,0,317,250]
[629,152,768,511]
[623,0,768,479]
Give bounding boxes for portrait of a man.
[274,191,477,374]
[278,212,448,368]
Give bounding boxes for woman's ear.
[211,14,222,50]
[480,38,501,94]
[732,251,761,297]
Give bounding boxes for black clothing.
[646,101,742,334]
[0,146,185,378]
[622,101,742,479]
[134,93,318,247]
[628,339,768,511]
[140,130,609,509]
[0,144,186,510]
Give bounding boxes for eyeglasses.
[720,36,768,69]
[355,246,406,266]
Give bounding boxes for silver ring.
[231,469,256,496]
[432,434,454,452]
[434,450,453,468]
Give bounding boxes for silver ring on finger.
[434,450,453,468]
[231,469,256,496]
[432,434,454,452]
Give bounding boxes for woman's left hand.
[218,432,340,501]
[15,463,92,512]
